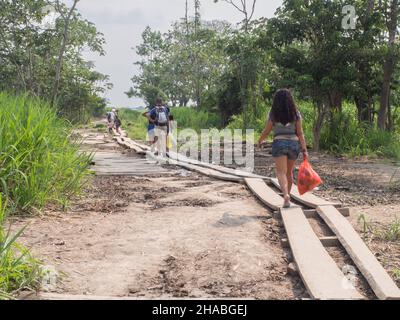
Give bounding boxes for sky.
[73,0,283,108]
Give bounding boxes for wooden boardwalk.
[92,152,171,176]
[82,132,171,176]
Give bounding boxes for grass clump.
[358,214,400,242]
[0,194,41,300]
[0,92,92,214]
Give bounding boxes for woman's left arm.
[257,120,273,148]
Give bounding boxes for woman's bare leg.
[286,159,296,194]
[274,156,290,206]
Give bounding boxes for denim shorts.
[272,139,300,160]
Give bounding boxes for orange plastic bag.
[297,159,322,195]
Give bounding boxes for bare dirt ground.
[10,129,400,299]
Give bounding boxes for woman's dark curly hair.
[270,89,299,125]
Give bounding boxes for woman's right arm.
[257,119,273,148]
[296,119,309,159]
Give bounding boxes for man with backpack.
[144,98,170,157]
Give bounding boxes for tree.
[127,20,230,108]
[213,0,257,32]
[51,0,80,107]
[0,0,110,121]
[378,0,400,130]
[266,0,355,150]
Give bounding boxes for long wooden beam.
[245,178,297,211]
[146,152,243,183]
[168,151,269,180]
[317,205,400,300]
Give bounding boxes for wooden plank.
[145,151,242,182]
[281,207,362,300]
[270,178,340,209]
[274,208,350,218]
[168,151,269,180]
[303,208,350,218]
[317,205,400,300]
[244,178,297,212]
[281,236,340,248]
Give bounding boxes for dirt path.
[12,129,305,299]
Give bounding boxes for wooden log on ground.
[317,205,400,300]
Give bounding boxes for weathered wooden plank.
[245,178,296,211]
[270,178,340,209]
[146,152,242,182]
[168,151,269,180]
[281,207,363,300]
[317,205,400,300]
[303,208,350,218]
[281,236,340,248]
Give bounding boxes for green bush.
[320,104,400,159]
[0,92,92,214]
[170,107,221,131]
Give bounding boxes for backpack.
[155,107,168,125]
[107,112,115,122]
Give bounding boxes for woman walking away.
[257,89,309,208]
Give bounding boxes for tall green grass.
[0,92,92,214]
[0,194,41,299]
[320,105,400,159]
